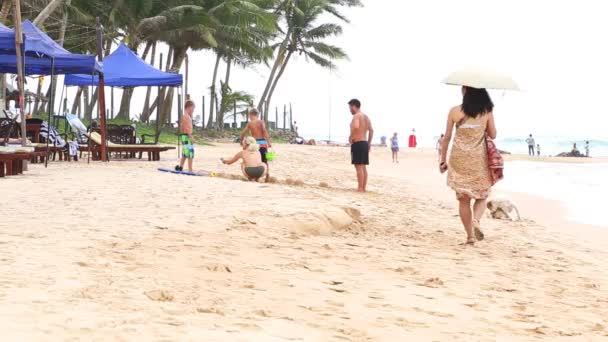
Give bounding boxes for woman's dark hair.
[461,86,494,118]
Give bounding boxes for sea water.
[302,132,608,157]
[495,161,608,227]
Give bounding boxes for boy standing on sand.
[176,100,195,172]
[348,99,374,192]
[240,108,272,181]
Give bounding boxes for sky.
[22,0,608,144]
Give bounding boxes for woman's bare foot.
[473,219,485,241]
[465,236,476,245]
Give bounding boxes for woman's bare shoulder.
[449,105,462,114]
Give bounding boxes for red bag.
[486,138,504,185]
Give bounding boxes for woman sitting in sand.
[221,136,267,182]
[440,86,497,245]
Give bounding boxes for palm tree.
[257,0,361,119]
[138,2,219,126]
[139,0,275,128]
[204,0,276,128]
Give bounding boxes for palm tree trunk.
[83,87,91,121]
[159,46,187,126]
[43,0,71,116]
[33,77,43,113]
[86,89,98,119]
[116,88,133,120]
[141,42,156,122]
[265,50,293,123]
[33,0,66,26]
[257,30,292,110]
[206,54,221,129]
[218,57,232,130]
[0,1,11,21]
[71,86,83,114]
[141,41,153,61]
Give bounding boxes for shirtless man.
[240,108,272,181]
[348,99,374,192]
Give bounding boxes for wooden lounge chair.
[88,132,174,161]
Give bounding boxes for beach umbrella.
[443,66,519,90]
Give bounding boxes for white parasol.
[443,66,519,90]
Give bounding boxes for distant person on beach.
[390,132,399,163]
[585,141,590,157]
[572,143,579,153]
[176,100,195,172]
[348,99,374,192]
[537,144,541,157]
[436,134,445,160]
[440,86,497,245]
[408,129,417,148]
[240,108,272,182]
[526,134,535,156]
[221,136,267,182]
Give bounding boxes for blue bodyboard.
[158,168,207,177]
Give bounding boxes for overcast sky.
[33,0,608,143]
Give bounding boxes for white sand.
[1,144,607,341]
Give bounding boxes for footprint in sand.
[144,290,174,302]
[419,277,444,288]
[204,264,232,273]
[197,307,225,316]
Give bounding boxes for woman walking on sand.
[439,86,497,245]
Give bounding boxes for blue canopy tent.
[0,20,101,75]
[65,44,183,144]
[0,20,103,165]
[0,23,16,51]
[65,44,182,87]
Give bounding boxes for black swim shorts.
[351,141,369,165]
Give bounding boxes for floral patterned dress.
[447,113,493,199]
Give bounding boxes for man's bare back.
[350,112,372,143]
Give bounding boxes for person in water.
[390,132,399,163]
[240,108,272,182]
[348,98,374,192]
[440,86,497,245]
[221,136,267,182]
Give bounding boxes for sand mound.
[261,207,360,237]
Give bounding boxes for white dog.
[487,198,521,221]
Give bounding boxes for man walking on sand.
[176,100,196,172]
[348,99,374,192]
[240,108,272,182]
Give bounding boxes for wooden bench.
[88,132,175,161]
[0,152,46,177]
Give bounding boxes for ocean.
[495,161,608,227]
[302,132,608,157]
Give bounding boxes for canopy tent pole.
[154,52,163,144]
[185,54,189,98]
[44,58,55,168]
[95,17,107,162]
[110,87,114,119]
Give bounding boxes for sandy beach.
[2,144,607,341]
